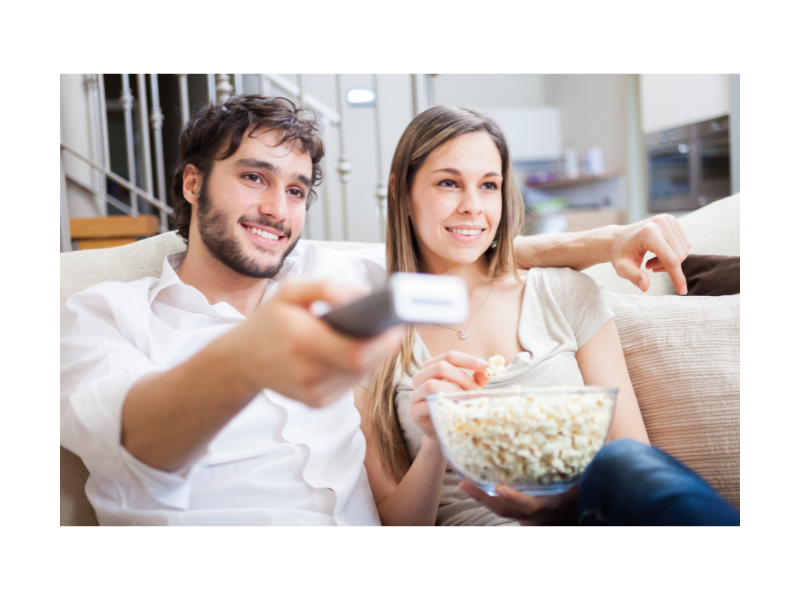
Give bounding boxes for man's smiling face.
[191,128,312,279]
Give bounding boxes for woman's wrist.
[572,224,619,268]
[594,224,620,265]
[420,434,446,461]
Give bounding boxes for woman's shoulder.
[523,267,606,312]
[524,266,599,288]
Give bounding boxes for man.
[61,95,692,525]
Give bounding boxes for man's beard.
[195,180,300,279]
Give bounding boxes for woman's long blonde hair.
[367,105,526,482]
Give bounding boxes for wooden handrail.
[70,215,159,239]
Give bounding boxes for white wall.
[432,74,546,107]
[543,74,629,175]
[278,74,414,243]
[639,74,730,134]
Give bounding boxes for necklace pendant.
[461,331,467,339]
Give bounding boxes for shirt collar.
[149,250,302,316]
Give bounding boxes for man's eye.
[438,179,457,188]
[243,173,262,183]
[288,188,307,199]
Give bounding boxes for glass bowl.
[427,386,618,496]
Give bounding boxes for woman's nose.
[458,188,483,215]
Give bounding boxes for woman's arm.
[514,216,692,295]
[575,318,649,444]
[354,385,447,526]
[354,352,491,526]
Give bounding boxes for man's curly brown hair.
[170,95,324,244]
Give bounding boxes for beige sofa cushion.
[60,230,187,308]
[60,233,188,525]
[606,292,740,509]
[583,193,740,296]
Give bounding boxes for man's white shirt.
[60,241,386,525]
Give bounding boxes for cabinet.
[522,172,626,234]
[639,75,730,134]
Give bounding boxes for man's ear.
[183,165,202,207]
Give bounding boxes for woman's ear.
[183,165,202,206]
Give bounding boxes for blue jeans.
[576,439,740,526]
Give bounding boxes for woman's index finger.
[424,351,490,372]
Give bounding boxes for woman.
[354,105,652,526]
[355,105,738,527]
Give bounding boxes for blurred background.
[60,74,739,251]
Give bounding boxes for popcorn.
[430,390,614,487]
[485,355,506,378]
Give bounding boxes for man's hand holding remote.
[121,279,404,473]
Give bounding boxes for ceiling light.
[347,88,375,106]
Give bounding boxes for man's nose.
[258,187,288,221]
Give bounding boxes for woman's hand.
[408,351,491,438]
[459,481,578,526]
[609,214,692,295]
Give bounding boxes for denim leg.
[577,439,740,526]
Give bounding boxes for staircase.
[60,74,435,252]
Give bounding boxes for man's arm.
[120,279,404,473]
[515,215,692,295]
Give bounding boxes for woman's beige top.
[394,267,614,526]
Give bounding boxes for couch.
[60,194,740,525]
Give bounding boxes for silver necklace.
[435,275,497,339]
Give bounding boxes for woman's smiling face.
[407,131,504,272]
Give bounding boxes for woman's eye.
[438,179,457,188]
[482,182,499,190]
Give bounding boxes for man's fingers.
[356,325,405,372]
[280,325,403,408]
[319,323,405,373]
[292,310,402,376]
[301,372,368,408]
[277,278,371,309]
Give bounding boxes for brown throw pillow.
[681,255,739,296]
